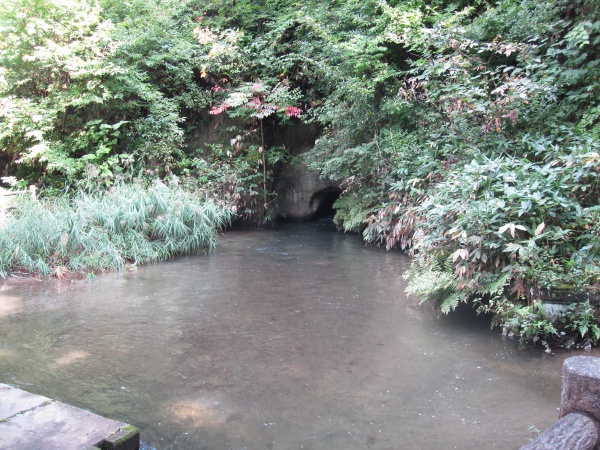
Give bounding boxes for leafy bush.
[410,144,600,292]
[484,299,600,350]
[490,300,559,350]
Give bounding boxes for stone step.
[0,383,139,450]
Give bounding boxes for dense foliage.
[1,0,599,345]
[303,0,600,347]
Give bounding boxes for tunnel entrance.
[310,187,342,220]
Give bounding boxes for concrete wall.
[187,117,339,221]
[276,160,340,220]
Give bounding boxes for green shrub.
[410,145,600,289]
[485,299,600,350]
[487,299,559,350]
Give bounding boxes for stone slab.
[0,383,139,450]
[0,383,51,419]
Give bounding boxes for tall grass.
[0,182,233,278]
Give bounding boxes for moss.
[118,424,139,436]
[102,424,140,449]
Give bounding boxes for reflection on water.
[0,221,594,449]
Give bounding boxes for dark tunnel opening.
[310,188,342,220]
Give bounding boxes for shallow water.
[0,221,591,449]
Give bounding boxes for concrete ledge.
[0,383,51,418]
[0,383,139,450]
[103,426,140,450]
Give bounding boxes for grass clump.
[0,182,233,278]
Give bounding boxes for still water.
[0,221,587,449]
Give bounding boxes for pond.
[0,221,590,449]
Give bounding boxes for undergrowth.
[481,299,600,350]
[0,182,233,278]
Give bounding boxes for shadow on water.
[0,222,596,449]
[436,300,495,333]
[311,188,341,220]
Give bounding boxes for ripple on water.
[0,222,584,449]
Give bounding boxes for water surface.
[0,222,588,449]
